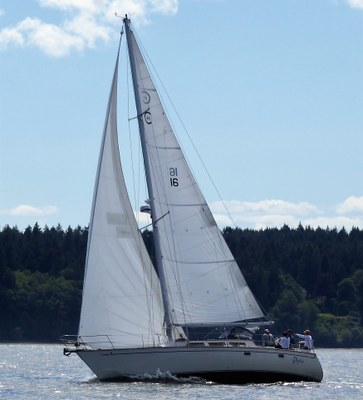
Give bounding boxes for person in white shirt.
[276,331,290,349]
[295,329,313,350]
[262,329,274,346]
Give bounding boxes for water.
[0,344,362,399]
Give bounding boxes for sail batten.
[161,258,236,265]
[147,144,182,150]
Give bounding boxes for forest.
[0,223,363,347]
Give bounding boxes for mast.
[123,16,173,341]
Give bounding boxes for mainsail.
[78,37,164,349]
[125,19,264,327]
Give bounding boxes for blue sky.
[0,0,362,231]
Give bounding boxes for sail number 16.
[169,167,179,187]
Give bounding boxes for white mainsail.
[125,20,264,327]
[78,40,165,349]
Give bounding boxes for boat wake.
[135,370,209,384]
[119,370,208,384]
[84,370,208,385]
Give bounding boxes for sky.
[0,0,363,232]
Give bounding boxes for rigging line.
[128,22,176,336]
[167,94,237,229]
[138,211,170,232]
[125,39,157,339]
[138,221,153,231]
[149,152,191,325]
[129,26,189,327]
[133,29,241,327]
[146,154,191,326]
[145,131,188,325]
[126,47,139,219]
[126,45,150,231]
[128,108,151,122]
[132,36,237,334]
[134,32,237,229]
[130,32,200,326]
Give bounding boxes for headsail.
[124,18,265,327]
[78,36,165,349]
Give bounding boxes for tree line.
[0,223,362,346]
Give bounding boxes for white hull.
[76,345,323,384]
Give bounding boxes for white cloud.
[0,0,178,57]
[335,196,363,214]
[38,0,101,12]
[210,196,363,231]
[211,199,310,229]
[21,17,84,57]
[346,0,363,9]
[212,199,319,216]
[149,0,178,14]
[3,197,363,231]
[64,13,111,48]
[0,26,25,47]
[2,204,60,217]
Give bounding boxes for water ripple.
[0,345,362,400]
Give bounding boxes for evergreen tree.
[0,223,363,345]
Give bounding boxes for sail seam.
[162,258,235,265]
[159,202,207,207]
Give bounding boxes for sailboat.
[63,16,323,384]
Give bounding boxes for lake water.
[0,344,362,399]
